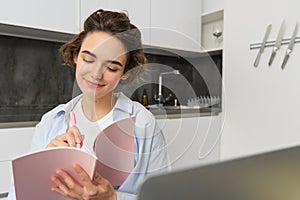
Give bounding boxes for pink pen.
[69,111,81,148]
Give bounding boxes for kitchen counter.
[0,106,221,128]
[147,105,221,119]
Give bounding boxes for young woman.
[8,9,170,200]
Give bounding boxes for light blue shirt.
[8,92,171,200]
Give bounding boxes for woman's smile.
[85,79,106,89]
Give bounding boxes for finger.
[93,173,116,199]
[73,163,99,195]
[66,128,76,147]
[51,175,82,199]
[50,175,70,195]
[55,169,83,193]
[51,185,65,196]
[93,172,106,185]
[93,172,115,195]
[54,133,68,141]
[50,139,70,147]
[68,126,83,147]
[47,135,70,148]
[54,134,71,146]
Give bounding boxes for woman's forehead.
[81,31,127,59]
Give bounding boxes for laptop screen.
[137,145,300,200]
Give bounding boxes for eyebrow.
[81,50,96,58]
[107,60,123,68]
[81,50,124,67]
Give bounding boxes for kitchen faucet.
[154,70,180,105]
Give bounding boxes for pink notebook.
[12,117,135,200]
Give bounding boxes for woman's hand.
[51,163,117,200]
[46,126,83,148]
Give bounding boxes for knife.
[281,22,298,70]
[268,20,285,66]
[254,24,272,67]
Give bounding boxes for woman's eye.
[83,58,94,63]
[107,67,118,72]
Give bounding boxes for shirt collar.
[114,92,133,115]
[55,94,82,117]
[54,92,133,118]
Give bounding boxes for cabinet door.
[0,0,79,33]
[106,0,151,45]
[150,0,202,52]
[0,127,34,194]
[157,116,221,170]
[80,0,107,30]
[80,0,150,44]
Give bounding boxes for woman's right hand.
[46,126,83,148]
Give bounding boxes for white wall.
[221,0,300,160]
[202,0,224,13]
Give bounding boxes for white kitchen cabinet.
[80,0,151,44]
[0,0,79,33]
[150,0,202,52]
[0,127,34,196]
[80,0,202,52]
[80,0,106,24]
[157,116,221,170]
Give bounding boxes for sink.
[146,104,221,117]
[147,105,204,110]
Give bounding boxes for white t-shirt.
[72,98,114,155]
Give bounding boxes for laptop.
[137,145,300,200]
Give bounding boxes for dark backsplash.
[128,49,222,107]
[0,35,75,122]
[0,33,222,122]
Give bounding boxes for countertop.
[0,107,221,128]
[147,106,222,119]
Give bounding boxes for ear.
[73,54,78,65]
[121,71,130,80]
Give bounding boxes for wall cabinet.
[150,0,202,52]
[157,116,221,170]
[0,0,79,34]
[1,0,202,52]
[80,0,202,52]
[80,0,151,44]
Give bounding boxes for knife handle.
[268,50,276,66]
[281,54,290,70]
[254,52,262,67]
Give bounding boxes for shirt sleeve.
[116,191,136,200]
[146,120,172,174]
[7,179,16,200]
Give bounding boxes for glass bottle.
[141,89,148,106]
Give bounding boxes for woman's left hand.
[51,163,117,200]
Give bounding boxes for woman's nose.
[92,65,107,80]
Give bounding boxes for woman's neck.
[81,93,116,122]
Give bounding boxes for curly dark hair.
[60,9,147,80]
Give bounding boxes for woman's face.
[74,31,128,101]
